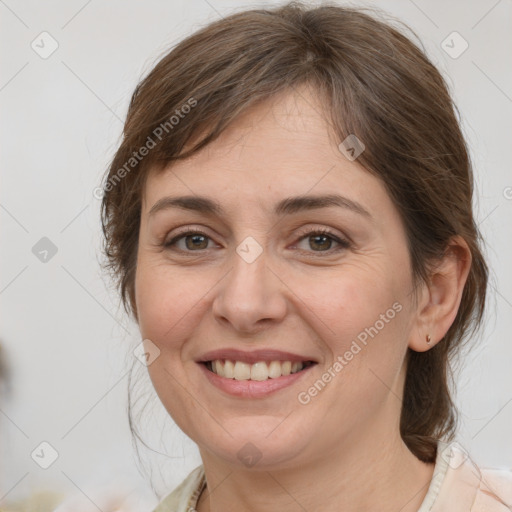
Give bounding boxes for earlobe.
[410,332,433,353]
[408,236,472,353]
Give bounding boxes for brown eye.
[309,234,332,251]
[294,229,350,253]
[165,231,212,251]
[184,233,209,250]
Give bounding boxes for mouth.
[196,349,319,397]
[202,359,317,381]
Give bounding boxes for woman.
[100,2,512,510]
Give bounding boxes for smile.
[205,359,315,381]
[198,361,317,398]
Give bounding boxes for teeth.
[268,361,282,378]
[233,361,251,380]
[209,360,306,380]
[224,360,235,378]
[281,361,292,376]
[249,362,268,381]
[214,360,225,377]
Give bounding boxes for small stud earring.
[426,334,432,344]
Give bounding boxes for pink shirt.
[153,441,512,511]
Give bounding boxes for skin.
[134,85,471,512]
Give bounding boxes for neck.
[196,416,435,512]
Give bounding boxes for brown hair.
[100,1,488,463]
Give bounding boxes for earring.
[426,334,432,344]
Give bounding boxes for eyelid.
[293,224,350,243]
[290,226,351,254]
[163,224,351,255]
[163,226,217,248]
[165,223,349,241]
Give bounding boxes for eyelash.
[163,227,351,256]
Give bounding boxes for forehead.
[141,87,390,220]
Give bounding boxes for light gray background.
[1,0,511,508]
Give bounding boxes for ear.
[409,235,472,352]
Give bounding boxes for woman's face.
[135,87,422,469]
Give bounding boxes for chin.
[196,416,315,470]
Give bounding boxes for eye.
[164,230,215,252]
[163,227,351,255]
[292,228,351,254]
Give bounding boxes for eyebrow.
[148,193,372,219]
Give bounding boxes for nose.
[211,247,287,335]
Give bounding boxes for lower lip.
[198,363,315,398]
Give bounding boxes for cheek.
[299,270,409,408]
[134,262,211,430]
[304,266,403,342]
[134,260,213,351]
[294,262,410,399]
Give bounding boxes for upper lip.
[196,349,318,365]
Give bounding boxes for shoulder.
[473,466,512,511]
[432,441,512,512]
[152,465,205,512]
